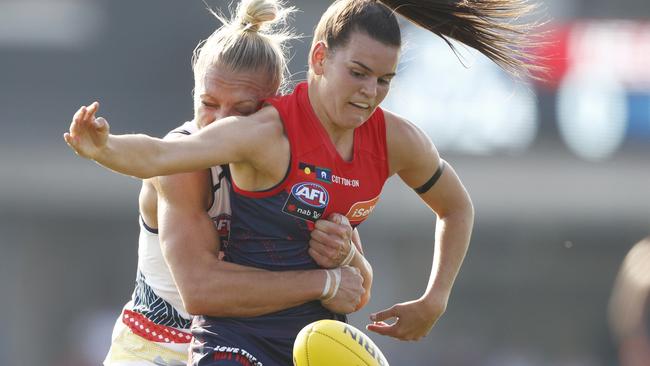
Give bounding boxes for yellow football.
[293,319,389,366]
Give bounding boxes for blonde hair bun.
[191,0,298,109]
[237,0,279,32]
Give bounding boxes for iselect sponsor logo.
[345,195,380,223]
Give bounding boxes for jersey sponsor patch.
[331,174,360,187]
[315,167,331,184]
[299,162,332,184]
[345,195,380,223]
[298,162,315,176]
[282,182,329,222]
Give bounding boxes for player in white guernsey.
[102,1,372,365]
[104,121,232,365]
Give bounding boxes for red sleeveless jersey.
[236,81,388,225]
[226,82,389,271]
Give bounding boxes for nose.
[202,109,229,127]
[213,107,234,122]
[360,79,378,100]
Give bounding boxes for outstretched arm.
[156,169,366,317]
[367,112,474,341]
[64,102,266,179]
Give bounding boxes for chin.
[348,117,368,129]
[358,111,373,123]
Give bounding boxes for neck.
[307,81,354,145]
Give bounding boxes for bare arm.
[609,238,650,366]
[156,170,365,317]
[350,228,373,310]
[367,112,474,341]
[64,102,271,179]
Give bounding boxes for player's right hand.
[309,213,354,269]
[321,265,364,314]
[64,101,110,160]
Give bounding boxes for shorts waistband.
[123,309,192,344]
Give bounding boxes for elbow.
[135,157,162,179]
[184,301,207,317]
[183,302,202,316]
[134,164,157,179]
[171,268,215,315]
[177,282,206,315]
[133,171,155,180]
[438,196,474,230]
[465,199,475,224]
[138,170,157,180]
[178,277,231,317]
[457,192,475,225]
[180,285,221,316]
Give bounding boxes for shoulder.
[248,105,284,135]
[229,105,286,154]
[383,110,429,146]
[383,109,440,175]
[243,105,290,173]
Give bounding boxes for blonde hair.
[192,0,297,111]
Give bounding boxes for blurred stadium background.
[1,0,648,365]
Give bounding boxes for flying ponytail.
[377,0,544,78]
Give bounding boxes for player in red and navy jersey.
[66,0,541,364]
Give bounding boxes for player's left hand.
[366,295,447,341]
[309,213,353,268]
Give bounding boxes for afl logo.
[291,182,329,208]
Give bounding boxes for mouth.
[349,102,371,110]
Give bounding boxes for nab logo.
[292,182,329,208]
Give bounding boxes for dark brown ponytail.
[377,0,544,78]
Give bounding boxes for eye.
[201,101,219,109]
[350,70,366,78]
[235,108,256,116]
[378,77,391,86]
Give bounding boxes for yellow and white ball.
[293,319,389,366]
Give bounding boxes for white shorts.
[103,310,192,366]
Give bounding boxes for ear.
[310,41,328,76]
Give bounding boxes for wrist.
[320,268,341,301]
[421,289,449,313]
[94,135,112,162]
[340,240,356,266]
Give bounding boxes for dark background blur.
[0,1,648,365]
